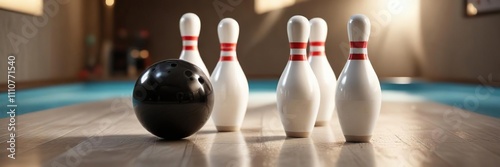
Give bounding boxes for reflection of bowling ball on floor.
[132,59,214,140]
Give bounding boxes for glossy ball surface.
[132,59,214,140]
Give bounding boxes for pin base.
[216,126,240,132]
[285,131,310,138]
[314,121,329,127]
[344,135,372,142]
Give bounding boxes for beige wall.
[1,0,499,84]
[0,0,85,83]
[114,0,500,81]
[420,0,500,81]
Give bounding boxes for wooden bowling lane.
[1,93,500,167]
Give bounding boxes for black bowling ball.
[132,59,214,140]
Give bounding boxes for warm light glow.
[0,0,43,15]
[139,50,149,59]
[379,0,418,20]
[467,3,478,16]
[106,0,115,7]
[387,77,413,84]
[131,49,139,58]
[255,0,296,14]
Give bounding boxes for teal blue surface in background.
[1,80,499,118]
[381,82,500,117]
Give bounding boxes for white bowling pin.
[211,18,249,132]
[335,14,381,142]
[308,18,337,126]
[179,13,210,77]
[277,15,320,138]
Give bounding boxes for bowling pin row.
[178,13,381,142]
[179,13,248,132]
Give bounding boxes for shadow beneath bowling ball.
[139,137,208,166]
[40,134,207,166]
[240,127,262,132]
[208,132,251,167]
[337,143,375,167]
[156,137,190,142]
[195,130,218,135]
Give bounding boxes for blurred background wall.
[113,0,423,78]
[0,0,85,83]
[1,0,499,85]
[420,0,500,82]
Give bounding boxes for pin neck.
[220,56,236,61]
[219,43,237,61]
[182,36,198,51]
[183,46,197,50]
[290,42,307,49]
[309,41,325,56]
[289,55,306,61]
[289,42,307,61]
[310,42,325,46]
[182,36,198,40]
[350,41,367,48]
[349,41,368,60]
[220,43,236,51]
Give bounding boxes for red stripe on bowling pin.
[310,51,323,56]
[309,41,325,56]
[350,41,367,48]
[220,43,236,61]
[290,42,307,60]
[220,56,235,61]
[183,46,196,50]
[349,54,367,60]
[349,41,368,60]
[182,36,198,51]
[290,42,307,49]
[182,36,198,40]
[310,42,325,46]
[289,54,306,61]
[221,43,236,51]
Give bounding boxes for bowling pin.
[277,15,320,138]
[179,13,210,77]
[335,14,381,142]
[308,18,337,126]
[211,18,249,132]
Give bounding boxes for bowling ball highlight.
[132,59,214,140]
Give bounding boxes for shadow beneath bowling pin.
[209,131,251,167]
[245,135,286,143]
[337,143,376,167]
[255,103,286,137]
[277,138,320,167]
[311,124,343,166]
[311,124,337,143]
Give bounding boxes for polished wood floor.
[1,92,500,167]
